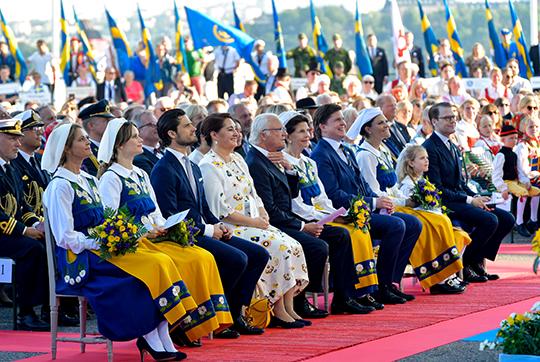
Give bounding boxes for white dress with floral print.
[199,150,309,303]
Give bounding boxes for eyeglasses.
[363,81,374,84]
[487,111,499,115]
[527,106,539,111]
[501,103,510,107]
[263,127,286,133]
[438,115,457,122]
[139,123,157,130]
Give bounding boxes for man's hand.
[501,190,510,200]
[471,196,491,210]
[24,227,44,240]
[212,224,224,239]
[219,223,232,240]
[375,196,394,213]
[267,152,291,170]
[303,223,323,237]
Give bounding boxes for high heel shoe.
[136,337,177,361]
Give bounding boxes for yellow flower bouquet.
[411,177,449,215]
[89,207,145,260]
[348,195,371,233]
[149,219,200,247]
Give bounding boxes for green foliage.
[148,219,200,247]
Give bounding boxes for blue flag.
[174,1,190,74]
[184,6,265,81]
[485,0,506,69]
[105,9,132,75]
[509,0,533,79]
[271,0,287,69]
[232,1,246,32]
[443,0,468,77]
[355,0,372,77]
[309,0,330,75]
[73,7,98,80]
[137,6,163,97]
[58,0,70,84]
[0,10,27,84]
[417,0,439,77]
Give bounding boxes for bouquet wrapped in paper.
[149,219,200,247]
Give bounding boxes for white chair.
[44,207,113,361]
[307,257,330,311]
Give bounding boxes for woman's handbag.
[245,283,272,329]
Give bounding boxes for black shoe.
[472,264,500,281]
[136,337,177,361]
[526,220,539,234]
[174,351,187,361]
[295,318,312,326]
[0,288,13,307]
[17,312,50,331]
[390,284,415,301]
[268,316,304,328]
[232,315,264,335]
[41,309,79,327]
[373,285,406,305]
[356,295,384,310]
[430,279,466,295]
[463,267,488,283]
[331,298,375,315]
[213,328,240,339]
[294,297,329,319]
[170,329,202,348]
[452,276,468,288]
[515,223,532,237]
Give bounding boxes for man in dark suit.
[376,94,409,161]
[96,67,127,104]
[0,118,49,331]
[311,104,422,305]
[246,113,375,315]
[423,102,515,282]
[132,110,162,175]
[367,34,389,94]
[529,33,540,77]
[406,32,425,78]
[79,100,115,176]
[151,109,270,338]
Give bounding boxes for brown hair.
[97,122,136,178]
[59,123,83,167]
[396,144,428,182]
[200,113,234,147]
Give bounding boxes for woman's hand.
[251,217,270,230]
[144,226,166,239]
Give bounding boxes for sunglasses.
[527,106,539,111]
[363,81,374,84]
[487,111,499,115]
[501,103,510,107]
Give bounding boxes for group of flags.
[0,0,536,95]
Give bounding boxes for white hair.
[316,94,333,105]
[249,113,279,145]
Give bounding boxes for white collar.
[252,144,270,158]
[18,149,34,163]
[108,163,144,179]
[322,137,343,151]
[434,131,451,145]
[142,145,159,153]
[166,147,189,163]
[359,140,381,157]
[54,167,92,184]
[0,158,6,169]
[90,138,100,147]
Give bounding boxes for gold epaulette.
[21,212,37,224]
[0,218,17,235]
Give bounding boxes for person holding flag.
[251,40,271,99]
[501,28,519,64]
[28,40,55,93]
[325,34,351,76]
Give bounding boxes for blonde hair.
[396,144,427,182]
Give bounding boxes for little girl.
[396,145,471,294]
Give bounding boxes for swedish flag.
[442,0,468,77]
[0,11,27,84]
[355,0,372,77]
[271,0,287,70]
[73,7,98,80]
[184,6,265,81]
[174,1,190,74]
[105,9,132,75]
[417,0,439,77]
[232,1,246,33]
[484,0,506,69]
[137,5,162,97]
[309,0,330,75]
[58,0,70,84]
[509,0,533,79]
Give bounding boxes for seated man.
[151,109,270,337]
[246,113,373,315]
[311,104,422,304]
[423,102,515,282]
[132,110,162,176]
[0,118,48,331]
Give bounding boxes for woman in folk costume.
[483,67,512,104]
[281,111,382,311]
[96,118,233,345]
[351,108,470,294]
[42,123,193,361]
[198,113,310,329]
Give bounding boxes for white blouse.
[98,163,166,226]
[43,167,100,254]
[515,141,540,184]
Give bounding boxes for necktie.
[391,123,407,148]
[221,48,229,72]
[339,144,351,166]
[183,156,197,197]
[108,83,113,101]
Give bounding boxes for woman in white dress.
[198,113,310,329]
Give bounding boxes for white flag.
[390,0,410,64]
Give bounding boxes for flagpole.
[531,0,538,45]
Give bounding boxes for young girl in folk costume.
[514,117,540,237]
[474,115,502,156]
[396,145,472,294]
[42,123,193,361]
[483,67,512,104]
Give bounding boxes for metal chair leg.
[79,297,87,353]
[106,339,113,362]
[51,298,60,360]
[323,261,330,312]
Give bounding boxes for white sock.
[157,320,177,352]
[531,197,539,222]
[143,327,165,352]
[517,197,527,225]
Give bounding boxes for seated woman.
[42,123,193,361]
[96,118,233,345]
[281,111,381,310]
[198,113,310,329]
[352,108,470,295]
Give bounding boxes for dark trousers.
[447,203,515,266]
[0,235,47,314]
[217,72,234,99]
[197,235,269,318]
[370,212,422,285]
[282,225,356,302]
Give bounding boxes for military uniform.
[325,48,352,75]
[330,75,346,95]
[286,45,317,78]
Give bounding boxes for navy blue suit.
[246,147,357,300]
[311,139,421,285]
[150,150,269,317]
[134,148,160,179]
[81,141,100,177]
[423,133,514,266]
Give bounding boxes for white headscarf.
[97,118,128,163]
[41,123,74,173]
[278,111,302,127]
[346,107,383,140]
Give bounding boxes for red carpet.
[498,243,536,255]
[2,255,538,361]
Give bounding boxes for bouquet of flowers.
[89,207,145,260]
[479,302,540,356]
[150,219,200,247]
[411,177,449,215]
[348,195,371,233]
[532,232,540,274]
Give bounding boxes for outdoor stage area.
[1,242,538,362]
